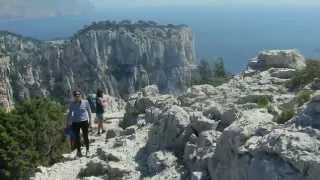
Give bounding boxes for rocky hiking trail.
[31,111,146,180]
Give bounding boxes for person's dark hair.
[96,89,103,98]
[73,90,81,97]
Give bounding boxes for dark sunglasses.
[74,93,81,97]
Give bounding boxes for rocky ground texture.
[31,49,320,180]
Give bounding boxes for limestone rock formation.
[295,92,320,129]
[0,21,196,108]
[147,151,178,174]
[146,105,191,155]
[248,49,306,70]
[122,85,180,128]
[0,55,13,111]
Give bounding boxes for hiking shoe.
[76,151,83,157]
[101,129,106,134]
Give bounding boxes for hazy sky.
[90,0,320,7]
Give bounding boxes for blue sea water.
[1,6,320,73]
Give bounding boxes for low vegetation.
[0,97,68,180]
[192,57,232,86]
[273,108,295,124]
[295,89,313,106]
[74,20,188,37]
[257,96,270,109]
[286,59,320,90]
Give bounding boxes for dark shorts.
[96,113,104,122]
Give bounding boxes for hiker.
[96,89,107,135]
[66,90,92,157]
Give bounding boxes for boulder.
[295,93,320,129]
[219,106,243,128]
[106,162,131,178]
[147,105,191,154]
[202,103,242,131]
[202,102,224,120]
[269,68,296,79]
[184,130,221,173]
[113,138,127,148]
[147,151,178,174]
[122,126,136,136]
[97,148,121,162]
[106,128,123,139]
[145,107,162,124]
[122,93,179,128]
[77,158,108,178]
[137,114,147,128]
[142,85,159,96]
[179,85,218,106]
[190,112,218,133]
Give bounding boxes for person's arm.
[86,100,92,127]
[66,104,72,128]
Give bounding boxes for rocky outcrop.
[295,92,320,129]
[147,151,178,174]
[0,55,13,111]
[0,21,196,108]
[146,105,191,155]
[121,85,180,128]
[311,78,320,90]
[248,49,306,70]
[184,130,221,178]
[208,108,320,180]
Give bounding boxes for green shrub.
[286,59,320,90]
[0,97,68,180]
[257,96,270,108]
[295,90,313,106]
[192,57,231,87]
[274,108,295,124]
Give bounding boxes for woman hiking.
[66,90,92,157]
[96,89,107,135]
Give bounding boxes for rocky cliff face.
[0,22,196,108]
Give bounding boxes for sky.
[1,0,320,20]
[89,0,320,7]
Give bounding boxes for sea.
[1,6,320,73]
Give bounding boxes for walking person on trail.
[96,89,107,135]
[66,90,92,157]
